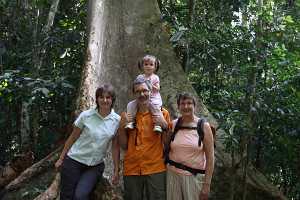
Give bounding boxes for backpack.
[164,117,216,175]
[170,117,216,147]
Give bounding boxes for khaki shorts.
[167,169,205,200]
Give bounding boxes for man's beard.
[137,96,149,104]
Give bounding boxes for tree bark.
[43,0,60,33]
[242,0,263,198]
[38,0,61,70]
[188,0,195,27]
[20,101,31,150]
[4,147,61,193]
[33,174,60,200]
[30,105,40,152]
[32,6,41,77]
[157,0,163,11]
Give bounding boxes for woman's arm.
[111,135,120,184]
[200,122,215,200]
[55,126,81,169]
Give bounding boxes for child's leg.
[126,100,138,129]
[127,100,138,122]
[149,103,163,132]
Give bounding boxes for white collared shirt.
[67,108,120,166]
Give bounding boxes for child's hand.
[126,113,134,123]
[152,82,160,92]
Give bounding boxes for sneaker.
[153,125,163,133]
[125,122,135,129]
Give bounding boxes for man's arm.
[159,109,172,145]
[118,112,129,150]
[153,108,170,131]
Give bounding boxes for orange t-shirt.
[123,108,171,176]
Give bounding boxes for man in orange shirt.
[118,76,171,200]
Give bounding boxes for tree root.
[5,146,62,192]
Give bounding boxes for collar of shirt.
[88,107,119,121]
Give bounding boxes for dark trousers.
[60,156,104,200]
[124,171,166,200]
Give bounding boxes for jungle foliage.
[0,0,299,199]
[0,0,87,162]
[158,0,299,199]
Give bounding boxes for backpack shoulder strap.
[171,117,182,141]
[164,117,182,163]
[197,118,206,146]
[197,118,217,147]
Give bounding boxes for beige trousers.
[167,169,205,200]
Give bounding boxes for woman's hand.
[55,158,63,171]
[199,183,210,200]
[111,171,119,185]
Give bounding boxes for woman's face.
[178,98,195,117]
[97,92,113,110]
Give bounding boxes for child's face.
[143,59,156,75]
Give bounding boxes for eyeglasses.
[179,101,194,107]
[135,89,150,95]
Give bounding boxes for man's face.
[134,83,151,105]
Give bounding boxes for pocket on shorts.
[195,173,205,186]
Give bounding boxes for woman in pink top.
[166,93,215,200]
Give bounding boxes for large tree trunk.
[1,0,286,199]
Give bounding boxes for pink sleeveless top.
[167,128,206,176]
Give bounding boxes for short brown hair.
[132,75,152,93]
[95,84,116,109]
[177,92,196,107]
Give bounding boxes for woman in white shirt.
[55,84,120,200]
